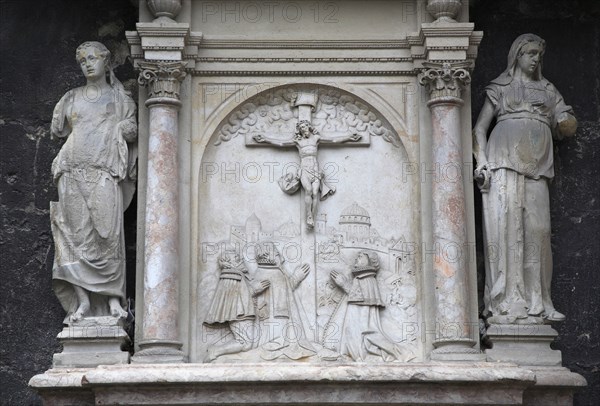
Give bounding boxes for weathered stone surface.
[485,324,562,366]
[32,363,536,405]
[52,317,130,368]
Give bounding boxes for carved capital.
[418,62,471,104]
[138,61,186,103]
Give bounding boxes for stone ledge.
[81,362,534,386]
[30,363,542,405]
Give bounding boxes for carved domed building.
[338,202,371,242]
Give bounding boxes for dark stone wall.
[0,0,597,404]
[471,1,600,405]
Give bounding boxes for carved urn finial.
[426,0,462,22]
[147,0,182,22]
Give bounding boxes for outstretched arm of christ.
[319,132,362,144]
[252,133,295,147]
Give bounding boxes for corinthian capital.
[138,61,186,102]
[418,62,471,104]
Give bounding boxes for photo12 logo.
[200,1,340,24]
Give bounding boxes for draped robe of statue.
[50,84,137,323]
[481,44,575,322]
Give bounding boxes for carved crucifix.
[246,91,370,228]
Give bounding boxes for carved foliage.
[215,87,399,146]
[418,62,471,102]
[138,61,186,100]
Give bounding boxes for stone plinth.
[52,317,130,368]
[485,324,562,366]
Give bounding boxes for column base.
[485,324,561,366]
[131,340,187,364]
[430,339,486,361]
[53,316,130,368]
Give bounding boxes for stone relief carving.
[330,251,415,362]
[50,41,137,324]
[419,61,471,101]
[253,243,317,361]
[138,61,186,100]
[215,86,399,147]
[473,34,577,325]
[201,205,419,363]
[203,247,270,361]
[250,92,364,227]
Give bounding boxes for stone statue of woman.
[50,41,137,324]
[473,34,577,324]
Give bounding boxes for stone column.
[419,63,480,360]
[132,61,186,363]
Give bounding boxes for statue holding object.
[473,34,577,324]
[50,41,137,324]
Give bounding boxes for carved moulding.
[138,61,186,102]
[214,86,400,147]
[418,61,471,104]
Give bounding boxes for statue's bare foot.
[307,215,314,227]
[109,297,127,319]
[70,302,90,323]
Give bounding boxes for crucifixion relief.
[246,91,369,228]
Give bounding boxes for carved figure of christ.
[250,98,365,228]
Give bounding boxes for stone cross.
[246,91,369,229]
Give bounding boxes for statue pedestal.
[485,323,562,366]
[52,317,130,368]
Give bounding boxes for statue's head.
[354,250,380,269]
[294,120,317,139]
[255,242,283,267]
[506,34,545,81]
[76,41,111,82]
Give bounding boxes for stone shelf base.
[29,362,586,405]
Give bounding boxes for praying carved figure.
[203,250,270,361]
[253,120,361,228]
[253,243,316,360]
[330,251,415,362]
[50,42,137,324]
[473,34,577,324]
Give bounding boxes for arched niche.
[191,84,423,363]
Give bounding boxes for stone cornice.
[199,39,411,49]
[191,70,421,77]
